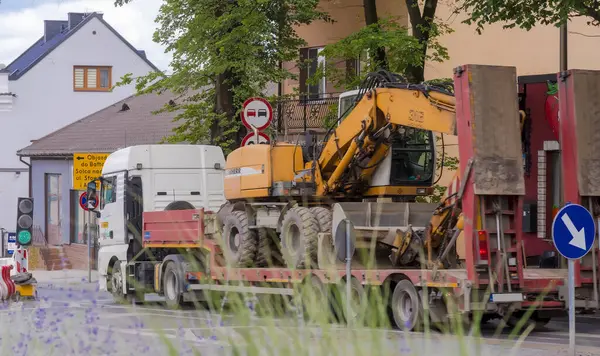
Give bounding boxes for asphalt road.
[1,283,599,355]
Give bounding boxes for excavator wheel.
[280,207,319,269]
[309,207,332,232]
[256,228,283,267]
[222,210,257,267]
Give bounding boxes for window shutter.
[74,68,85,89]
[87,68,97,89]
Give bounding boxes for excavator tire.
[280,207,319,269]
[222,210,257,267]
[256,228,283,267]
[309,207,332,233]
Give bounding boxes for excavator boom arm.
[315,85,457,196]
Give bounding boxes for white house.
[0,12,159,244]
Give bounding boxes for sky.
[0,0,171,72]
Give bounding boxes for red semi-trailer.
[106,66,600,329]
[91,65,600,331]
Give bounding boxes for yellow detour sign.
[73,153,109,190]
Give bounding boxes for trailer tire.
[163,262,183,309]
[299,275,333,322]
[256,228,283,267]
[390,279,423,331]
[280,207,319,269]
[333,277,367,325]
[309,207,332,233]
[222,211,257,267]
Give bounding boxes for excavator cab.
[336,89,436,198]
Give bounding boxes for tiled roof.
[5,12,160,81]
[17,91,183,157]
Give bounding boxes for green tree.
[456,0,600,32]
[114,0,329,154]
[312,3,452,91]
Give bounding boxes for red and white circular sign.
[241,132,270,146]
[240,97,273,131]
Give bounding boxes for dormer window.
[73,66,112,92]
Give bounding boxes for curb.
[36,281,100,291]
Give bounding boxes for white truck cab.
[91,144,226,293]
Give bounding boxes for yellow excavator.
[219,69,523,270]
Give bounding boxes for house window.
[299,47,326,101]
[73,66,112,91]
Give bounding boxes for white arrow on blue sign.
[552,203,596,260]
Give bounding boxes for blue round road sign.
[552,204,596,260]
[79,192,98,210]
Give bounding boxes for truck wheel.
[390,279,423,331]
[110,262,126,304]
[222,211,257,267]
[309,207,332,232]
[256,228,283,267]
[280,207,318,269]
[163,262,183,309]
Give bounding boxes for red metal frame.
[558,71,583,286]
[453,65,479,286]
[142,209,204,247]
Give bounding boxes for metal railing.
[271,93,340,135]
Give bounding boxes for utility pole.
[560,22,568,72]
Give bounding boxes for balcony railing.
[271,93,340,135]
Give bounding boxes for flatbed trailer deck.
[139,208,567,328]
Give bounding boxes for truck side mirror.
[87,181,98,211]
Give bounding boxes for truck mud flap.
[331,202,438,246]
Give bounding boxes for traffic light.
[16,197,34,247]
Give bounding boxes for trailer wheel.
[222,211,257,267]
[390,279,423,331]
[256,228,283,267]
[333,277,367,325]
[280,207,319,269]
[298,275,333,322]
[163,262,183,309]
[309,207,332,232]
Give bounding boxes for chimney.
[44,20,68,42]
[68,13,86,30]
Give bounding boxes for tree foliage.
[456,0,600,33]
[314,17,451,91]
[115,0,329,154]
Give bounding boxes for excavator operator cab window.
[389,127,435,187]
[337,91,359,125]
